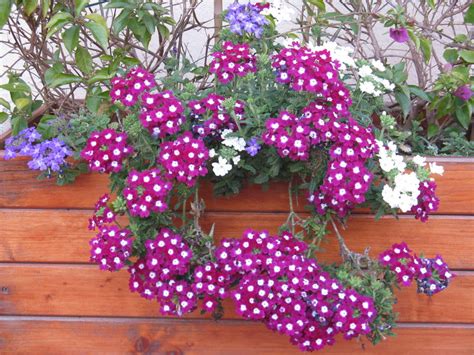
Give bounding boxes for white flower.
[382,172,420,212]
[209,149,216,158]
[212,156,232,177]
[221,129,246,152]
[232,155,241,165]
[358,65,373,77]
[261,0,295,24]
[359,80,376,95]
[429,162,444,176]
[371,59,386,72]
[412,155,426,167]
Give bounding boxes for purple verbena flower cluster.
[225,1,269,38]
[139,91,185,137]
[379,242,454,294]
[158,132,209,186]
[89,225,133,271]
[88,194,116,230]
[202,229,377,351]
[4,127,41,159]
[209,41,257,84]
[411,180,440,222]
[123,169,172,218]
[110,67,156,106]
[80,129,133,173]
[129,228,195,315]
[188,93,245,137]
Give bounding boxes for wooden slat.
[1,209,473,268]
[1,157,473,214]
[0,264,472,323]
[0,317,473,354]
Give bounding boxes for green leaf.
[443,48,458,64]
[306,0,325,12]
[427,0,435,9]
[74,0,88,15]
[85,21,109,51]
[11,116,27,135]
[48,73,82,88]
[464,4,474,24]
[0,112,8,123]
[75,46,93,74]
[14,97,31,110]
[394,89,411,118]
[36,114,56,138]
[87,68,114,84]
[46,12,73,37]
[434,95,452,119]
[104,1,135,9]
[41,0,49,17]
[427,123,439,139]
[408,85,431,102]
[86,13,107,27]
[0,82,31,93]
[0,0,12,29]
[142,12,156,35]
[454,34,468,43]
[62,25,80,54]
[0,97,10,109]
[459,50,474,63]
[455,103,472,130]
[420,37,432,63]
[24,0,38,16]
[112,9,130,34]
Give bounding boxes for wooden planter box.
[0,156,473,354]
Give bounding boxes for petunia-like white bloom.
[358,65,373,77]
[376,139,406,173]
[371,59,386,72]
[212,156,232,177]
[412,155,426,167]
[382,172,421,212]
[221,129,246,152]
[261,0,295,24]
[429,162,444,176]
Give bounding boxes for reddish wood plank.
[0,264,472,323]
[1,157,473,214]
[1,209,472,268]
[0,317,472,354]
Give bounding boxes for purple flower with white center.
[89,225,133,271]
[225,2,268,38]
[27,138,72,172]
[389,27,409,43]
[245,137,261,156]
[453,84,473,101]
[4,127,42,160]
[88,194,116,230]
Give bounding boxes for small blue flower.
[225,2,268,38]
[245,137,261,156]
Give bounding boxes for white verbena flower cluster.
[357,60,395,97]
[376,140,444,212]
[261,0,295,24]
[210,130,244,177]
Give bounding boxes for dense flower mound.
[262,111,314,161]
[200,230,377,351]
[88,194,116,230]
[271,42,351,107]
[158,132,209,186]
[225,1,269,38]
[89,225,133,271]
[379,242,454,293]
[188,93,245,137]
[209,41,257,84]
[128,228,195,315]
[411,180,440,222]
[139,91,185,137]
[123,169,172,218]
[110,67,156,106]
[80,129,133,173]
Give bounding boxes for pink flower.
[389,27,409,43]
[209,41,257,84]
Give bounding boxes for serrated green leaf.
[85,21,109,51]
[74,0,88,15]
[75,46,93,74]
[62,25,80,54]
[443,48,458,63]
[48,73,82,88]
[0,0,12,29]
[459,50,474,63]
[24,0,38,16]
[0,112,8,123]
[455,103,472,130]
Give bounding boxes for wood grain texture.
[1,157,473,214]
[0,264,472,323]
[1,209,473,268]
[0,317,473,354]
